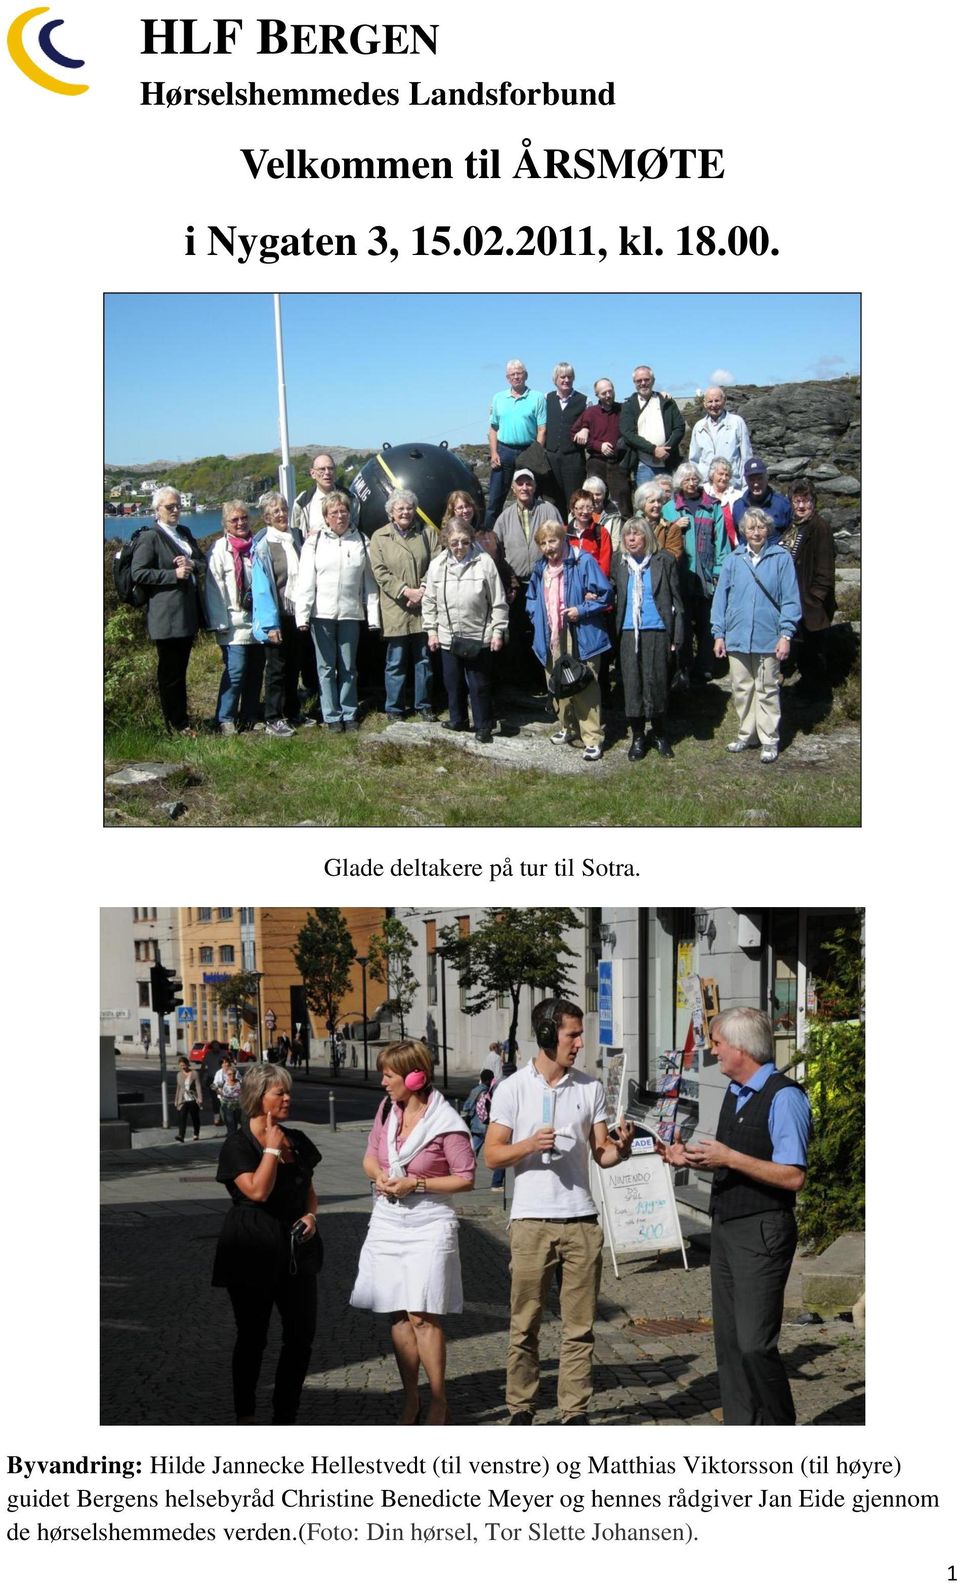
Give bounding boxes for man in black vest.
[664,1007,811,1424]
[544,363,587,512]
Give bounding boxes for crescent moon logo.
[7,6,88,94]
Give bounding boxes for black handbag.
[450,635,485,659]
[443,560,488,661]
[547,624,592,698]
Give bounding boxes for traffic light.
[150,960,183,1016]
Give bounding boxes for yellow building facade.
[177,907,387,1053]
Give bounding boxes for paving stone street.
[101,1121,865,1428]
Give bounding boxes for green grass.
[104,628,859,827]
[105,714,859,828]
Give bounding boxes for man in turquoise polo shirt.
[485,359,547,527]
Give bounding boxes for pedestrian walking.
[174,1057,203,1142]
[216,1062,243,1136]
[461,1068,496,1159]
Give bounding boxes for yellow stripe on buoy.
[375,451,439,533]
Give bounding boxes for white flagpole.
[273,294,296,513]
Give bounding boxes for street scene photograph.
[104,291,861,828]
[100,905,865,1427]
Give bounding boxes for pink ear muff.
[404,1070,427,1091]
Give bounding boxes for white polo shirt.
[490,1061,607,1220]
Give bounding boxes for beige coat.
[175,1068,203,1109]
[422,549,508,648]
[369,523,441,637]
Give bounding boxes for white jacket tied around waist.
[295,526,381,627]
[422,548,508,648]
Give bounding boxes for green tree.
[789,924,865,1252]
[210,971,262,1047]
[438,908,581,1058]
[292,909,356,1059]
[367,916,419,1038]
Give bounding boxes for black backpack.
[112,528,150,607]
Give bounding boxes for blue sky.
[104,292,859,463]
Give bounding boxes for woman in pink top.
[349,1041,474,1424]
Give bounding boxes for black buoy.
[350,441,483,536]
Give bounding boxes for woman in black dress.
[212,1063,322,1424]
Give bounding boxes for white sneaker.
[759,746,779,764]
[726,740,754,753]
[582,745,603,763]
[265,719,296,738]
[551,729,574,745]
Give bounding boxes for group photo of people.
[105,295,859,819]
[119,375,838,768]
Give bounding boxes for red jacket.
[566,518,612,579]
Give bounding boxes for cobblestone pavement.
[101,1124,865,1428]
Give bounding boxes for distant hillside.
[104,443,488,507]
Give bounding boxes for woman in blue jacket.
[710,508,802,764]
[526,520,612,762]
[252,493,313,738]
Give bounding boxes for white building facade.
[99,907,184,1057]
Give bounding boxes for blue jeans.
[311,617,361,723]
[217,642,265,726]
[484,442,524,528]
[633,461,657,487]
[384,633,432,715]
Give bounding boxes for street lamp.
[357,956,369,1081]
[254,971,264,1058]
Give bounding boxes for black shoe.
[442,720,469,732]
[563,1414,591,1426]
[476,729,493,744]
[654,737,674,759]
[418,710,438,723]
[342,719,360,732]
[628,735,648,762]
[508,1411,534,1425]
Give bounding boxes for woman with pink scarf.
[205,499,264,734]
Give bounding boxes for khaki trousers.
[544,662,603,749]
[729,651,782,748]
[507,1217,603,1419]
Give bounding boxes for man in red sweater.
[571,377,632,517]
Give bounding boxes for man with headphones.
[484,997,635,1425]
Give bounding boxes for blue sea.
[104,510,224,542]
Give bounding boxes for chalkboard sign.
[593,1152,687,1274]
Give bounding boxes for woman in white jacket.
[295,490,380,732]
[204,500,265,734]
[422,517,507,745]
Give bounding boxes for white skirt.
[349,1194,463,1314]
